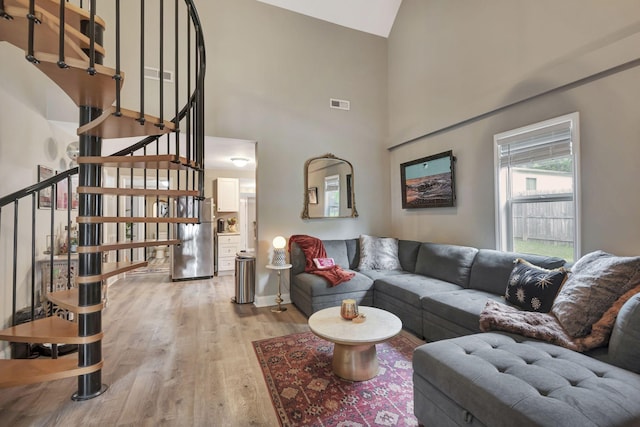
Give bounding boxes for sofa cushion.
[344,238,360,270]
[422,289,504,334]
[374,274,462,309]
[415,243,479,288]
[505,259,567,312]
[293,270,373,298]
[413,333,640,427]
[322,240,350,269]
[552,250,640,337]
[398,240,422,273]
[357,235,402,270]
[609,294,640,374]
[469,249,566,295]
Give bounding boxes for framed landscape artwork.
[400,150,456,209]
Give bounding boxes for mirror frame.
[301,153,358,219]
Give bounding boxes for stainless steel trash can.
[233,252,255,304]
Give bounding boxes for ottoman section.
[413,333,640,427]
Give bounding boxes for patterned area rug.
[253,330,424,426]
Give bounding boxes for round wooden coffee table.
[308,306,402,381]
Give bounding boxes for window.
[494,112,580,262]
[324,174,340,217]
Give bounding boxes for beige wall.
[193,0,390,300]
[387,0,640,256]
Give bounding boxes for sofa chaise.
[288,237,640,426]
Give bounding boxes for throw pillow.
[505,258,567,312]
[357,235,402,271]
[312,258,335,270]
[608,293,640,374]
[551,250,640,338]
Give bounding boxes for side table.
[266,263,292,313]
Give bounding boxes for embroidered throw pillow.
[505,258,568,312]
[313,258,335,270]
[357,235,402,271]
[552,250,640,338]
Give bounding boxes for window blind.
[498,120,573,167]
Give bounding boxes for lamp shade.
[272,236,286,249]
[272,236,287,266]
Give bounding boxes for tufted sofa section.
[289,237,640,426]
[413,331,640,427]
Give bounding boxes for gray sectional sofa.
[289,238,640,427]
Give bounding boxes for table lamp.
[272,236,287,266]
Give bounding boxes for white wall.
[0,45,80,356]
[387,0,640,256]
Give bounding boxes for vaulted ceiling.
[255,0,402,38]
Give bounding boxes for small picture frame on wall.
[37,165,54,209]
[308,187,318,204]
[56,177,69,210]
[70,175,79,210]
[400,150,456,209]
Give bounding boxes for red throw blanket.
[289,235,355,287]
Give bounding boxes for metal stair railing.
[0,0,206,398]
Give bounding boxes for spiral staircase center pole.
[72,106,108,401]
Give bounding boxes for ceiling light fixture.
[230,157,249,167]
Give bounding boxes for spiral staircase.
[0,0,205,400]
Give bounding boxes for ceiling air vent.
[144,66,174,83]
[330,98,350,111]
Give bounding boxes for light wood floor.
[0,273,310,426]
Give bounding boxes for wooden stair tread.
[75,261,148,284]
[77,107,176,139]
[0,358,103,388]
[77,187,199,197]
[78,239,181,253]
[33,52,120,110]
[0,316,102,344]
[8,0,107,33]
[45,289,103,314]
[0,3,104,62]
[77,216,199,224]
[78,154,197,170]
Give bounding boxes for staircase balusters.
[26,0,39,63]
[57,0,67,68]
[138,0,145,124]
[115,166,120,263]
[113,0,122,117]
[86,0,96,74]
[186,8,191,165]
[0,0,12,20]
[157,0,164,129]
[12,201,18,326]
[30,194,37,323]
[174,0,180,158]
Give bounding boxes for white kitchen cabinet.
[217,233,241,274]
[214,178,239,212]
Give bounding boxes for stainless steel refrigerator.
[171,197,215,281]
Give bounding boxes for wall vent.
[330,98,350,111]
[144,66,174,83]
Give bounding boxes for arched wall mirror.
[302,153,358,219]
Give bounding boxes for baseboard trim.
[254,293,291,308]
